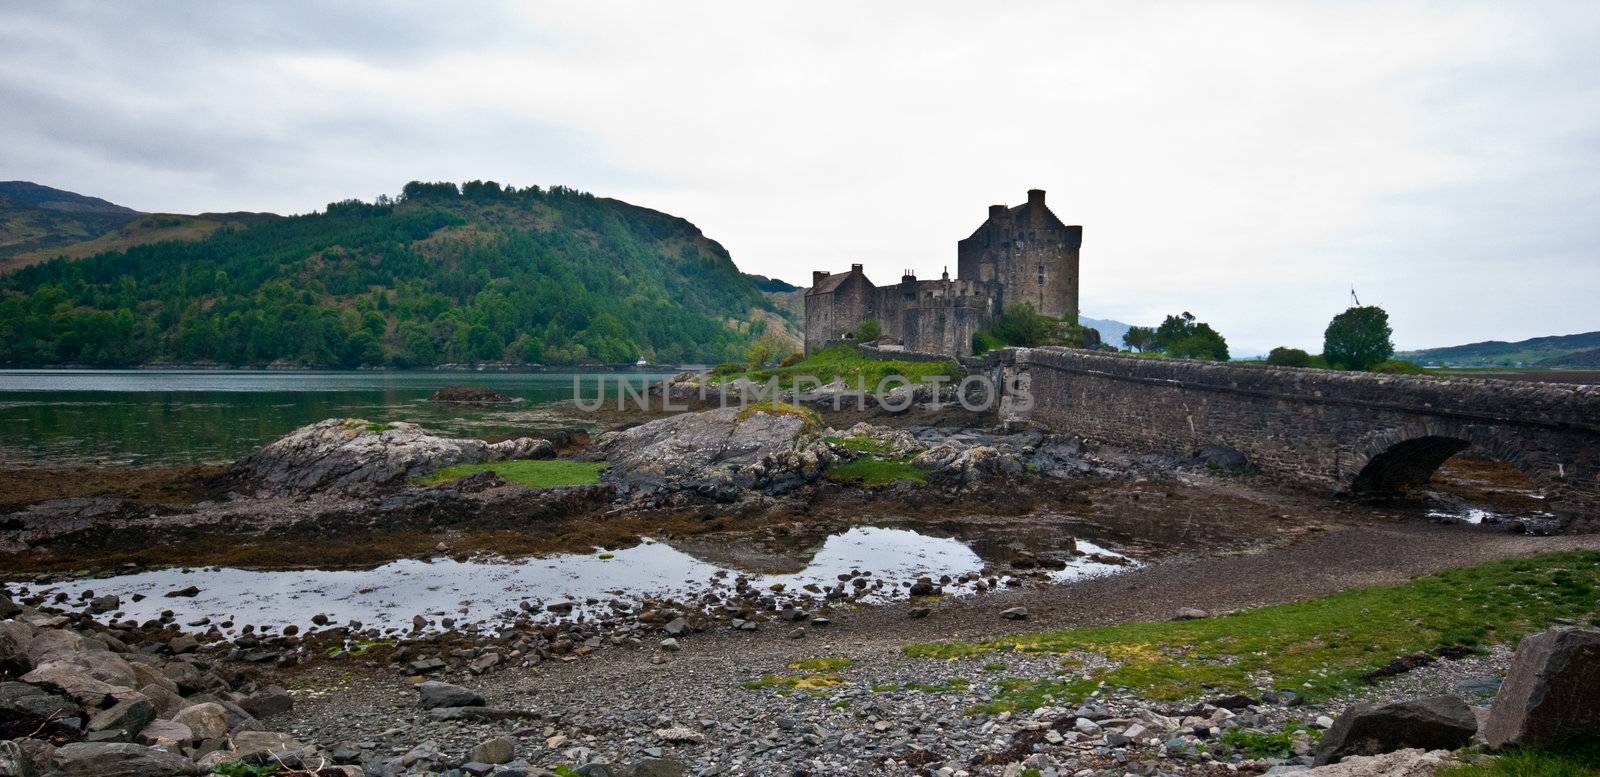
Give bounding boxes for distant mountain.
[1398,331,1600,367]
[1081,316,1133,348]
[0,180,793,367]
[746,273,799,293]
[0,181,276,272]
[1,181,142,260]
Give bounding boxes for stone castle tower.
[804,190,1081,357]
[957,188,1081,321]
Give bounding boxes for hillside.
[0,181,143,260]
[0,181,793,367]
[1540,347,1600,368]
[1398,331,1600,367]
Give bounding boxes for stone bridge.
[995,348,1600,522]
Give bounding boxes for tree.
[746,333,786,369]
[989,303,1057,347]
[1152,312,1229,361]
[852,318,881,342]
[1266,346,1312,367]
[1122,326,1157,352]
[1323,306,1393,371]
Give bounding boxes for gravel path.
[275,522,1600,775]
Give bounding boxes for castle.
[804,189,1081,357]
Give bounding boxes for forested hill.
[0,181,788,367]
[1398,330,1600,367]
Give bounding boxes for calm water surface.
[17,528,1134,634]
[0,369,674,465]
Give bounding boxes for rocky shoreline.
[3,394,1595,776]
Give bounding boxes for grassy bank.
[412,459,607,488]
[714,345,959,390]
[822,433,927,487]
[907,550,1600,711]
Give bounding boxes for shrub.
[1371,358,1425,375]
[853,319,882,342]
[778,352,805,368]
[1267,347,1313,367]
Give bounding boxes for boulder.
[468,735,515,765]
[171,703,229,740]
[228,731,306,758]
[228,418,555,496]
[1299,748,1459,776]
[1482,627,1600,748]
[1191,445,1250,473]
[416,680,484,709]
[627,758,689,777]
[0,621,33,676]
[47,742,202,777]
[236,686,293,719]
[137,684,183,719]
[87,696,155,742]
[1313,696,1477,766]
[136,719,193,746]
[1,737,53,777]
[17,663,126,709]
[0,681,82,737]
[593,407,829,501]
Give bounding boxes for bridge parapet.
[1010,347,1600,524]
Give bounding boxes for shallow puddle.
[16,527,1132,634]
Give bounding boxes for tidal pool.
[19,527,1132,634]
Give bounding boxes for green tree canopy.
[852,318,882,342]
[1152,312,1229,361]
[1266,346,1313,367]
[1323,306,1394,371]
[1122,326,1157,352]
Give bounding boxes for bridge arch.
[1343,422,1552,502]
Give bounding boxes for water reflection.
[0,369,673,465]
[18,527,1132,633]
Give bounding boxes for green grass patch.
[788,657,854,672]
[411,459,607,489]
[1217,721,1320,759]
[1439,740,1600,777]
[716,345,960,389]
[740,658,856,694]
[981,662,1008,672]
[908,550,1600,704]
[825,435,898,455]
[967,675,1104,714]
[825,457,927,487]
[740,673,848,694]
[900,678,971,693]
[211,762,282,776]
[735,401,822,430]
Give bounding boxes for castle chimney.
[850,263,864,273]
[988,204,1007,221]
[1027,189,1046,208]
[812,270,830,287]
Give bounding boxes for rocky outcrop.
[1313,695,1477,766]
[47,742,203,776]
[592,406,832,502]
[1299,748,1459,776]
[228,418,556,496]
[1482,626,1600,748]
[430,385,518,404]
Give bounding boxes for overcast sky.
[3,2,1597,354]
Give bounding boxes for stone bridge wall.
[1003,348,1600,519]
